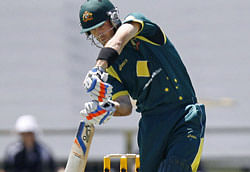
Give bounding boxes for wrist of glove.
[83,66,113,102]
[80,100,116,125]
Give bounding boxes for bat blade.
[65,120,95,172]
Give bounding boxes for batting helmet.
[79,0,121,34]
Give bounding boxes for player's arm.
[113,95,132,116]
[83,22,140,102]
[106,22,141,54]
[96,21,141,69]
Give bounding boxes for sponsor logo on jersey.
[82,11,93,22]
[119,59,128,71]
[187,134,197,140]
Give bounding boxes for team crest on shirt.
[82,11,93,22]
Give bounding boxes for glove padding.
[80,100,116,125]
[83,67,113,102]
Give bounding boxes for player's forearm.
[105,23,140,54]
[113,101,132,116]
[96,60,108,69]
[95,22,140,70]
[112,96,132,116]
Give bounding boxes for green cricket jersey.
[107,13,197,113]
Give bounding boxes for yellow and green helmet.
[79,0,115,34]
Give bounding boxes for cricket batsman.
[79,0,206,171]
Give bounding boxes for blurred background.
[0,0,249,171]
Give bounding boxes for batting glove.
[83,66,113,102]
[80,100,116,125]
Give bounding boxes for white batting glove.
[83,67,113,102]
[80,100,116,125]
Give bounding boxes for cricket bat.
[65,120,95,172]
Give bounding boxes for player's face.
[90,20,115,45]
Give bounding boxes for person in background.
[2,115,56,172]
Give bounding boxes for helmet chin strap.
[86,34,103,48]
[86,25,115,48]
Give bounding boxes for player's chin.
[100,39,107,46]
[99,37,110,45]
[96,39,104,46]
